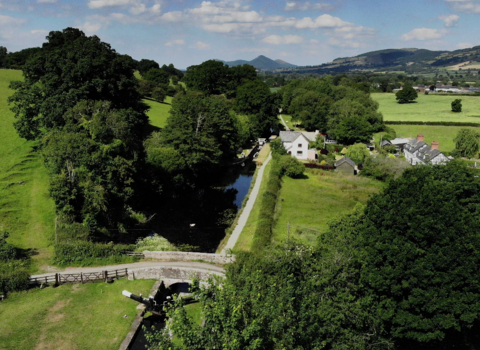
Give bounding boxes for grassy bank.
[0,279,155,350]
[144,96,172,129]
[0,69,56,273]
[233,161,273,252]
[272,169,382,245]
[372,92,480,123]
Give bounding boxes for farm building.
[335,156,356,175]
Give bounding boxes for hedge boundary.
[54,241,135,265]
[251,159,283,252]
[385,121,480,127]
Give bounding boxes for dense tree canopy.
[138,59,160,76]
[451,99,462,112]
[143,68,170,86]
[8,27,144,140]
[145,92,240,186]
[0,46,6,67]
[356,163,480,345]
[280,78,383,143]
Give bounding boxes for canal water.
[149,160,257,252]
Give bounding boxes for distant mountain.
[284,46,480,74]
[220,55,297,70]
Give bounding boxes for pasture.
[0,69,56,273]
[0,279,155,350]
[272,170,382,246]
[144,96,172,129]
[372,93,480,123]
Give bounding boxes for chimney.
[417,134,424,142]
[315,130,319,135]
[431,141,439,150]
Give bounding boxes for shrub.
[270,138,287,157]
[0,261,30,294]
[280,155,305,178]
[54,241,134,265]
[360,156,410,181]
[135,234,177,252]
[452,99,462,113]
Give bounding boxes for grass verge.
[144,96,173,129]
[272,169,382,245]
[0,279,155,350]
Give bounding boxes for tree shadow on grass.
[144,97,172,105]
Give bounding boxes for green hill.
[0,69,56,273]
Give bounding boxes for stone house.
[404,134,450,165]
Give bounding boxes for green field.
[0,69,56,273]
[381,125,480,153]
[0,279,155,350]
[372,93,480,123]
[272,169,382,245]
[144,96,172,129]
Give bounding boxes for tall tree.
[395,85,418,104]
[143,68,170,86]
[453,128,480,158]
[138,59,160,76]
[184,60,228,95]
[0,46,7,67]
[145,92,240,185]
[8,27,145,140]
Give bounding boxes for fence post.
[104,270,107,282]
[116,270,118,279]
[55,273,59,285]
[81,272,84,284]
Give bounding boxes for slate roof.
[279,131,316,142]
[404,139,427,154]
[380,140,392,147]
[405,138,445,164]
[390,138,410,145]
[335,156,356,168]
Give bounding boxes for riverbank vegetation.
[0,279,155,350]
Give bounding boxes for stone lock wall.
[142,251,235,264]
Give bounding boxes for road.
[31,261,225,279]
[222,153,272,253]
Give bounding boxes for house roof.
[335,156,356,168]
[380,140,392,147]
[279,130,317,143]
[404,139,428,154]
[390,138,410,145]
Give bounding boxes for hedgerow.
[54,241,135,266]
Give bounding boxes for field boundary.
[29,268,128,285]
[385,121,480,127]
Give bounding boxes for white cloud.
[192,41,210,50]
[439,14,459,27]
[457,42,473,49]
[284,1,334,11]
[262,34,304,45]
[31,29,49,34]
[401,28,447,41]
[37,0,57,3]
[445,0,480,13]
[81,22,103,33]
[88,0,135,9]
[160,11,183,22]
[0,14,27,26]
[165,39,185,46]
[310,39,319,43]
[328,37,361,48]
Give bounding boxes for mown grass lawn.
[0,69,56,273]
[379,125,480,153]
[272,169,383,245]
[0,279,155,350]
[372,92,480,123]
[144,96,172,129]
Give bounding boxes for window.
[298,143,302,148]
[297,151,303,155]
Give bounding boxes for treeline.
[152,162,480,350]
[280,77,385,144]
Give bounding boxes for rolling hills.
[220,55,297,70]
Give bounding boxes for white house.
[279,130,318,160]
[404,134,450,165]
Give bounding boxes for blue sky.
[1,0,480,68]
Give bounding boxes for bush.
[0,261,30,294]
[135,234,177,252]
[270,138,287,157]
[0,232,19,261]
[280,155,305,178]
[152,87,166,102]
[360,156,410,181]
[452,99,462,112]
[54,241,134,265]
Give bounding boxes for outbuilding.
[335,156,356,175]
